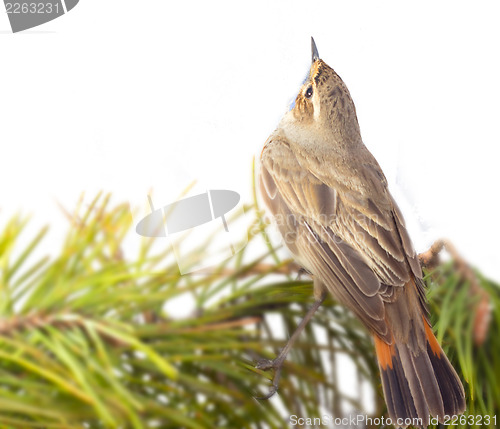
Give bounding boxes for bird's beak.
[311,37,320,62]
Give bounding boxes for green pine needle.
[0,189,498,428]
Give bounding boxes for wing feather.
[260,132,424,338]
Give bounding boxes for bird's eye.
[305,86,313,99]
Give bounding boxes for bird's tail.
[374,320,465,428]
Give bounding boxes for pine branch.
[0,191,498,428]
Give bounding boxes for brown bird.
[259,38,465,428]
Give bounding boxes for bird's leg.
[256,285,327,400]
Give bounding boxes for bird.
[258,38,465,428]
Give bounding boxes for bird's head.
[283,38,360,142]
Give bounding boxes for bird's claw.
[255,358,276,371]
[255,356,284,400]
[256,384,279,400]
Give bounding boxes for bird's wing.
[260,133,422,340]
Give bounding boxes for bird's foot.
[255,354,287,400]
[254,291,327,400]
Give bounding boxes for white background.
[1,0,499,282]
